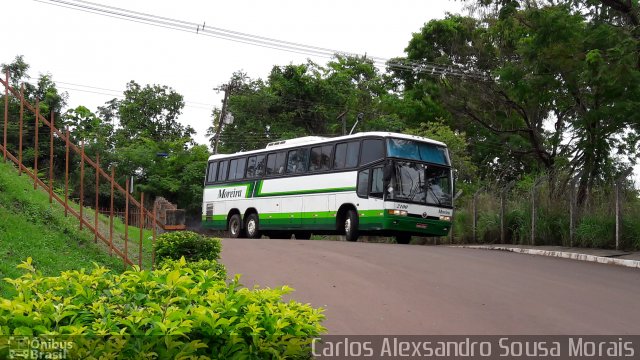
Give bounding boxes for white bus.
[202,132,453,244]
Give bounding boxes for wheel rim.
[231,219,239,235]
[345,218,351,234]
[247,219,256,236]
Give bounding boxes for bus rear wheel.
[245,213,260,239]
[344,209,359,242]
[228,214,244,238]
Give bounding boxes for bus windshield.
[387,161,452,207]
[387,138,449,165]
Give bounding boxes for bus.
[201,132,453,244]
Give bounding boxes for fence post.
[109,166,115,256]
[124,176,130,268]
[449,190,463,244]
[615,169,633,250]
[472,188,483,243]
[80,141,85,230]
[500,181,515,244]
[34,100,39,189]
[569,177,577,247]
[49,111,54,204]
[615,180,620,251]
[94,153,100,243]
[18,84,24,175]
[152,202,157,270]
[531,176,546,246]
[64,128,70,217]
[139,192,144,268]
[3,70,8,163]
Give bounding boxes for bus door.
[357,166,385,229]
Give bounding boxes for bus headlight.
[439,215,451,222]
[388,209,408,216]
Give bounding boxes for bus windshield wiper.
[426,183,442,206]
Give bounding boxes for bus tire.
[228,214,244,238]
[245,213,260,239]
[344,209,359,242]
[294,232,311,240]
[396,234,411,244]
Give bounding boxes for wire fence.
[451,173,640,250]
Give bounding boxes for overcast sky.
[2,0,464,146]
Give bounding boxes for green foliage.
[99,81,193,144]
[159,257,227,281]
[0,259,326,359]
[212,55,406,153]
[575,215,615,249]
[155,231,222,263]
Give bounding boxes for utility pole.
[337,110,348,136]
[213,83,232,154]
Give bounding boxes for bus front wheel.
[344,209,359,242]
[228,214,244,238]
[245,213,260,239]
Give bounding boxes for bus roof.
[207,131,447,161]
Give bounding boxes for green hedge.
[0,258,325,359]
[159,257,227,281]
[155,231,222,262]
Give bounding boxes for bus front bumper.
[382,214,451,237]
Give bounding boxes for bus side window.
[266,153,276,176]
[267,152,286,176]
[334,143,347,169]
[287,148,309,174]
[246,156,256,178]
[310,147,321,171]
[275,152,286,175]
[217,160,228,182]
[335,141,360,169]
[206,162,217,183]
[255,154,266,177]
[320,145,332,170]
[228,157,246,180]
[345,141,360,168]
[370,167,384,199]
[311,145,332,171]
[361,139,384,165]
[357,169,369,198]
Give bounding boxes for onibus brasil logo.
[7,336,73,359]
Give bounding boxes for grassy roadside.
[0,161,144,297]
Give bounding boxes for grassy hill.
[0,161,129,297]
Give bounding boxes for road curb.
[452,245,640,269]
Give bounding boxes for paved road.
[220,239,640,335]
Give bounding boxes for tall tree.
[99,80,193,146]
[398,3,640,203]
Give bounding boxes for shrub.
[155,231,221,262]
[0,258,326,359]
[159,257,227,281]
[575,215,615,248]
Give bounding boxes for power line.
[37,0,490,81]
[22,79,215,111]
